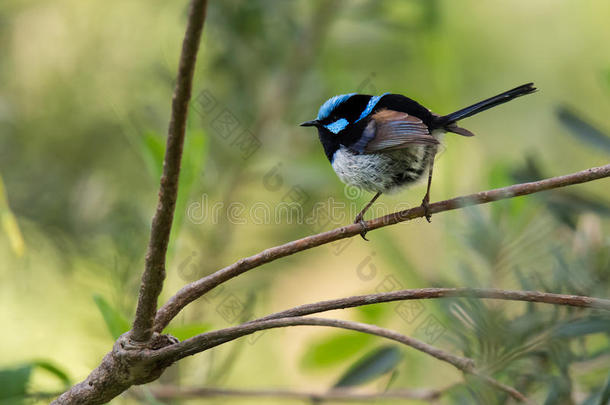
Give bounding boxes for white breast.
[331,145,434,194]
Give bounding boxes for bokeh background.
[1,0,610,404]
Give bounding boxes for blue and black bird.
[301,83,536,239]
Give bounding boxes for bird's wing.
[350,109,439,154]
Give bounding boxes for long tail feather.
[434,83,537,128]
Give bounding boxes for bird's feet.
[353,213,370,241]
[421,195,432,223]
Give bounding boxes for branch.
[472,374,535,405]
[154,164,610,332]
[253,288,610,322]
[149,317,532,403]
[154,317,473,369]
[139,386,442,402]
[52,1,208,403]
[131,0,208,342]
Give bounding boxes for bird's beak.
[300,120,319,127]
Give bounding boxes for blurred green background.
[1,0,609,404]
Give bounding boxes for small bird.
[301,83,536,239]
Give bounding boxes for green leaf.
[93,294,130,339]
[140,130,166,181]
[355,303,387,324]
[1,211,25,257]
[334,345,403,388]
[172,127,207,240]
[0,174,25,257]
[165,323,213,341]
[543,376,572,405]
[556,106,610,153]
[0,365,31,404]
[553,318,610,338]
[301,333,373,370]
[596,371,610,405]
[31,360,71,388]
[0,361,70,404]
[511,157,610,228]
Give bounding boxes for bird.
[300,83,537,239]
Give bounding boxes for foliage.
[333,345,403,388]
[0,361,70,404]
[1,0,609,403]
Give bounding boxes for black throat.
[317,118,370,162]
[317,129,340,161]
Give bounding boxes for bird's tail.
[433,83,537,136]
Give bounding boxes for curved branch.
[253,288,610,322]
[131,0,208,342]
[154,164,610,332]
[150,316,532,403]
[154,317,472,369]
[139,386,443,402]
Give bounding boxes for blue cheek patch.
[355,92,389,123]
[325,118,349,134]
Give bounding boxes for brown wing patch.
[362,109,438,153]
[372,109,424,125]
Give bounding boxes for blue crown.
[316,93,356,120]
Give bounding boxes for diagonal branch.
[154,164,610,332]
[131,0,208,342]
[149,316,533,403]
[253,288,610,322]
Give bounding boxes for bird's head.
[301,93,387,160]
[300,93,373,132]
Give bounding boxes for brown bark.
[131,0,208,343]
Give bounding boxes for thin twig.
[471,373,535,404]
[252,288,610,323]
[154,164,610,332]
[131,0,208,343]
[149,316,532,403]
[139,385,442,402]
